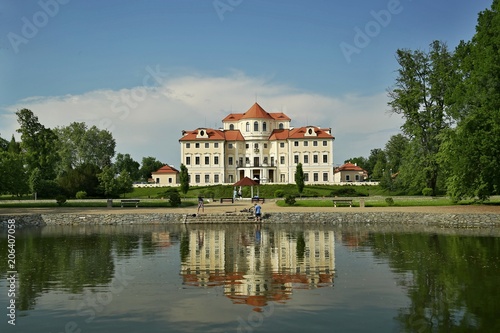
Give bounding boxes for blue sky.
[0,0,493,168]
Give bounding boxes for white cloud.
[0,72,403,167]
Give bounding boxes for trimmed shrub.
[422,187,433,196]
[284,194,296,206]
[385,197,395,206]
[168,190,181,207]
[55,195,67,206]
[76,191,87,199]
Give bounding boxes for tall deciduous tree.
[16,109,59,180]
[114,153,140,181]
[388,41,453,195]
[179,164,190,195]
[442,0,500,201]
[295,163,305,195]
[139,156,164,181]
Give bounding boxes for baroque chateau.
[179,103,336,185]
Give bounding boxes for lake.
[1,223,499,333]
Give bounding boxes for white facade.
[179,103,335,185]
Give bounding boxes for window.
[246,144,249,149]
[246,122,250,132]
[313,173,319,181]
[323,141,327,146]
[195,174,200,183]
[228,175,233,183]
[214,142,219,148]
[264,143,267,148]
[228,143,233,148]
[323,154,328,163]
[205,143,209,148]
[280,142,285,148]
[280,156,285,164]
[346,175,350,181]
[279,123,284,129]
[186,143,190,148]
[228,157,233,165]
[195,156,200,165]
[186,156,191,165]
[294,155,299,164]
[254,143,259,149]
[205,174,210,183]
[214,174,219,183]
[323,173,328,181]
[214,156,219,165]
[195,143,200,148]
[263,122,267,131]
[254,121,258,131]
[304,173,309,181]
[304,155,309,163]
[313,155,318,163]
[204,156,210,165]
[304,141,308,147]
[313,141,318,146]
[168,177,172,184]
[229,124,234,130]
[294,141,299,147]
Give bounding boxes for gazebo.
[233,177,259,198]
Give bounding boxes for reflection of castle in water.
[180,227,335,308]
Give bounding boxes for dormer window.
[196,128,209,139]
[229,124,234,130]
[305,127,317,137]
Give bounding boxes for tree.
[384,134,410,173]
[388,41,453,195]
[29,168,42,199]
[98,166,119,198]
[55,122,116,173]
[7,135,21,154]
[57,163,102,198]
[116,170,134,197]
[179,164,190,195]
[0,134,8,151]
[295,163,305,195]
[16,109,60,180]
[0,151,28,196]
[367,149,387,180]
[114,153,140,181]
[139,156,164,181]
[442,0,500,201]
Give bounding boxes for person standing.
[254,203,262,221]
[197,195,204,214]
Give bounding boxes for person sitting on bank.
[254,203,262,221]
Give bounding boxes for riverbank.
[1,202,500,229]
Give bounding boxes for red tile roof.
[179,128,245,141]
[179,128,225,141]
[334,162,365,173]
[268,127,334,140]
[152,164,179,174]
[222,103,291,122]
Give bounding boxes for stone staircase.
[183,212,259,224]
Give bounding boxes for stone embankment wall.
[1,212,499,229]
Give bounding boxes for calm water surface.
[1,223,499,333]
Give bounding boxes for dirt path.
[2,201,500,216]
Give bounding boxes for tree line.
[0,109,165,199]
[347,0,500,202]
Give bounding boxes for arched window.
[254,121,259,131]
[279,123,284,129]
[246,122,250,132]
[263,122,267,131]
[229,124,234,130]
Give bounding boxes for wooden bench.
[220,198,234,203]
[121,199,140,207]
[332,199,352,207]
[251,197,265,203]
